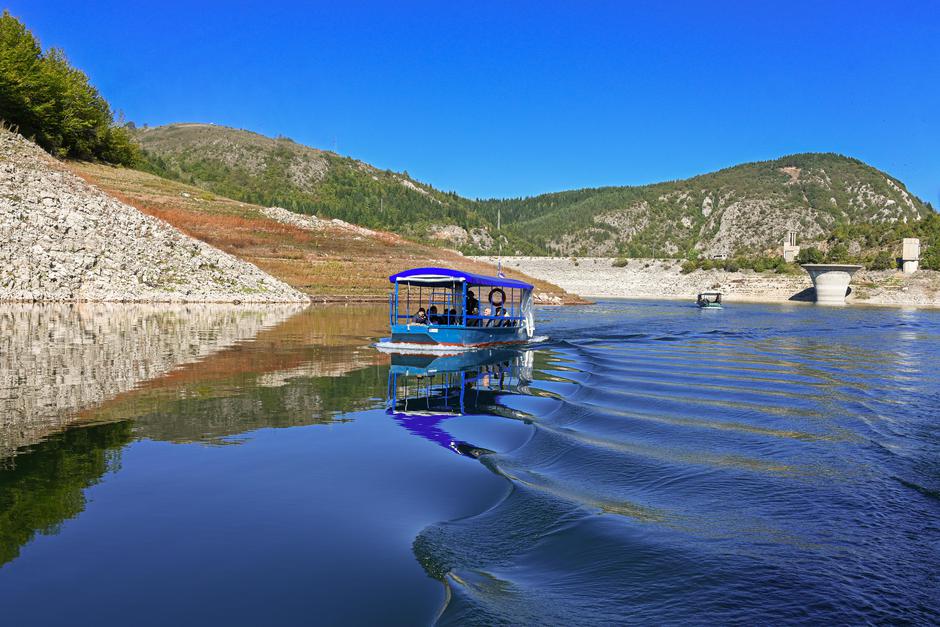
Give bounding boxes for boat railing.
[391,312,525,327]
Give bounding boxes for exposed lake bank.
[63,160,579,305]
[0,128,307,304]
[474,256,940,307]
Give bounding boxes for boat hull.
[389,324,529,347]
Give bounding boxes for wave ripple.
[417,301,940,624]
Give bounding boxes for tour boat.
[383,267,535,348]
[697,291,723,309]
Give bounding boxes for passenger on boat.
[491,304,505,327]
[482,306,493,327]
[467,291,480,325]
[412,308,428,324]
[428,306,440,324]
[448,308,458,325]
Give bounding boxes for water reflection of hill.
[85,303,390,442]
[0,422,132,565]
[0,303,305,457]
[0,303,390,456]
[1,303,391,566]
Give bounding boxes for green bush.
[922,243,940,271]
[797,247,824,264]
[826,243,850,263]
[751,257,770,272]
[680,260,698,274]
[611,258,628,267]
[868,250,896,270]
[0,11,138,165]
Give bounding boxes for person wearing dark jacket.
[466,291,480,326]
[412,308,428,324]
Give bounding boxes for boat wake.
[374,341,474,355]
[374,335,548,355]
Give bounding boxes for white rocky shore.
[474,256,940,307]
[0,128,308,303]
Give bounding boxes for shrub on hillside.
[922,243,940,271]
[611,258,628,267]
[797,247,824,264]
[868,250,896,271]
[0,11,138,165]
[826,243,850,263]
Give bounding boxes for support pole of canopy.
[462,282,467,327]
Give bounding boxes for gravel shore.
[1,128,308,303]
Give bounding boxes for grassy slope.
[68,161,580,302]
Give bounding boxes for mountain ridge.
[134,123,932,258]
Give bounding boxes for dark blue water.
[1,301,939,625]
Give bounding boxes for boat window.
[390,279,528,328]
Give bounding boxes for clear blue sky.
[9,1,939,204]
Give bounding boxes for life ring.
[488,287,506,306]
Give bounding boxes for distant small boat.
[697,291,723,309]
[382,267,535,349]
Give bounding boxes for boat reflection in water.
[385,348,533,457]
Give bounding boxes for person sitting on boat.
[412,308,428,324]
[448,308,458,325]
[467,291,480,326]
[482,306,493,327]
[428,305,441,324]
[491,304,507,327]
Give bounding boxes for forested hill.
[479,153,930,258]
[135,124,932,258]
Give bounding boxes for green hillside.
[134,123,521,253]
[134,124,933,260]
[479,153,930,258]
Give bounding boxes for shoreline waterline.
[474,255,940,309]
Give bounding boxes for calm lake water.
[1,300,939,625]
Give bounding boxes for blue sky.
[9,1,939,204]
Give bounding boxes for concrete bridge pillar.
[902,238,920,274]
[801,264,863,305]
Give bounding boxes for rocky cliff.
[0,127,308,302]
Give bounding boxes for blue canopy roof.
[388,267,533,290]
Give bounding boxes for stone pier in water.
[801,264,863,305]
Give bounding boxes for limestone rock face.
[0,128,308,303]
